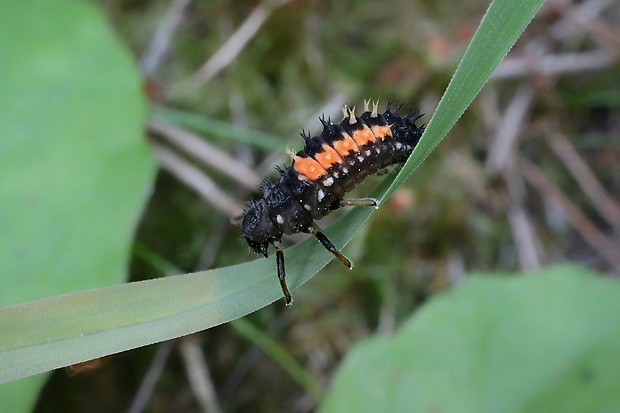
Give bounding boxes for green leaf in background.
[0,0,155,411]
[321,265,620,413]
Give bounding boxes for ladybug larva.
[241,100,424,305]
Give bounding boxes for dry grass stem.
[152,143,244,218]
[180,337,223,413]
[127,341,176,413]
[149,120,262,190]
[177,0,290,90]
[486,85,535,171]
[519,158,620,271]
[140,0,192,75]
[548,128,620,232]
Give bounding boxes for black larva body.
[241,101,424,305]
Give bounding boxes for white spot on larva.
[395,142,403,149]
[333,172,339,178]
[323,177,334,187]
[342,168,349,175]
[297,174,308,181]
[276,214,284,224]
[304,204,311,211]
[357,156,364,163]
[375,147,381,154]
[365,149,371,156]
[318,190,325,202]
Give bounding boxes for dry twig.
[152,143,244,218]
[140,0,193,75]
[127,340,176,413]
[175,0,290,90]
[547,127,620,233]
[179,337,223,413]
[519,158,620,272]
[149,120,262,190]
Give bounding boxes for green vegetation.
[1,0,619,411]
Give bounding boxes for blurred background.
[32,0,619,411]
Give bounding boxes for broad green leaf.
[231,318,323,399]
[320,265,620,413]
[0,0,154,409]
[0,0,544,385]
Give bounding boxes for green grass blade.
[385,0,546,199]
[135,244,322,399]
[151,106,286,151]
[0,177,388,384]
[231,318,323,400]
[0,0,545,384]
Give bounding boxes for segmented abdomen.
[277,101,423,224]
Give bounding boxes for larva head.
[240,199,281,257]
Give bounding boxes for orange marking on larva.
[371,125,392,140]
[333,133,359,156]
[352,125,376,146]
[293,156,327,181]
[314,144,343,169]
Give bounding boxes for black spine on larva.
[382,105,424,165]
[240,102,424,257]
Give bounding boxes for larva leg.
[272,239,293,306]
[311,223,353,269]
